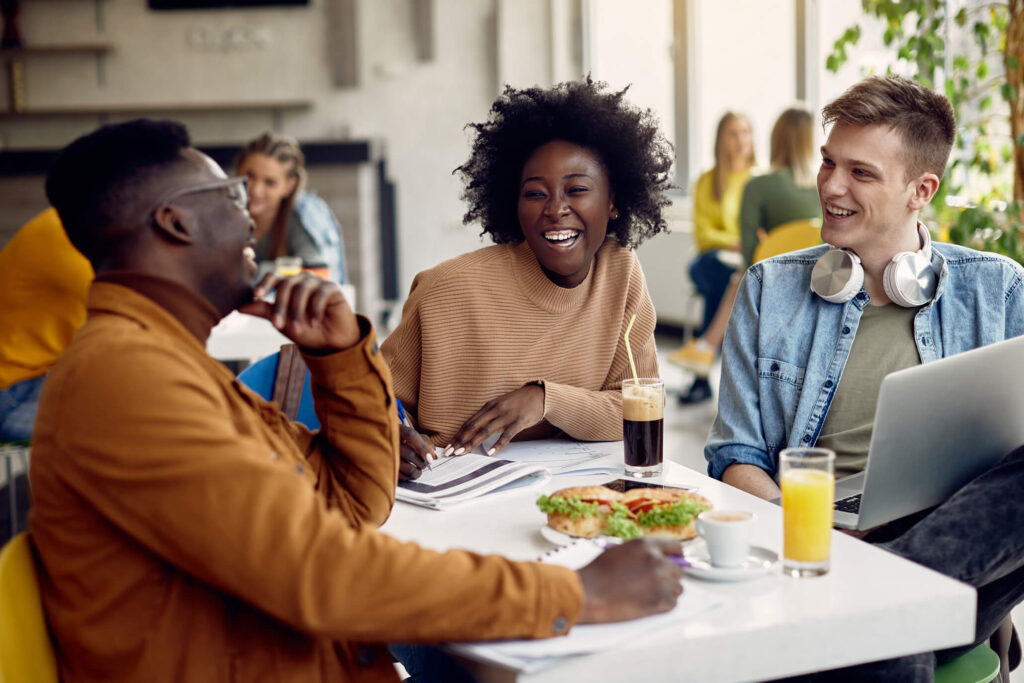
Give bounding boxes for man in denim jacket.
[707,75,1024,679]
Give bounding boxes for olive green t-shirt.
[816,303,922,477]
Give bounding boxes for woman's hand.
[238,273,360,351]
[398,424,434,481]
[445,384,545,457]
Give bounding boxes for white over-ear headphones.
[810,224,937,307]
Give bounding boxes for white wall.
[5,0,874,325]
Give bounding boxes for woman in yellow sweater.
[382,78,674,477]
[669,111,754,402]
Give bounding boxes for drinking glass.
[780,447,835,577]
[275,256,302,276]
[622,378,664,477]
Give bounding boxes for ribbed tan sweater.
[381,238,659,445]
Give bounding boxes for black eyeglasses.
[148,176,249,218]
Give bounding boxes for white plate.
[539,525,626,547]
[683,542,778,582]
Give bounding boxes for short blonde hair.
[821,75,955,180]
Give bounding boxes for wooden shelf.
[0,43,113,58]
[0,99,313,118]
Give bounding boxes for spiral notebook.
[449,540,726,673]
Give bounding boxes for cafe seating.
[237,345,319,429]
[751,218,822,264]
[0,531,57,683]
[935,642,1000,683]
[0,441,30,542]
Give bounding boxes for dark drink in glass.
[622,378,665,477]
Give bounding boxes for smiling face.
[237,152,297,235]
[179,149,259,315]
[517,140,616,288]
[817,123,933,265]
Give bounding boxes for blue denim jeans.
[0,374,46,442]
[688,249,737,335]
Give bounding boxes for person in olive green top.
[672,108,820,403]
[739,107,822,266]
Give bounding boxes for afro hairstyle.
[455,77,675,249]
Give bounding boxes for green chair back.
[934,643,1001,683]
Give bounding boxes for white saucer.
[540,525,578,546]
[539,525,626,547]
[683,543,778,582]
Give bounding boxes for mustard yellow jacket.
[29,282,581,682]
[0,208,92,388]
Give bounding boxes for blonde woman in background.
[672,107,821,404]
[669,112,754,403]
[235,132,348,282]
[738,106,820,265]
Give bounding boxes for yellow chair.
[0,532,57,683]
[752,218,823,264]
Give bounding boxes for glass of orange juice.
[274,256,303,276]
[780,447,835,577]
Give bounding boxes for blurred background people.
[738,106,821,265]
[235,132,348,282]
[0,208,92,443]
[669,111,754,403]
[670,107,820,404]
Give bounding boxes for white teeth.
[243,246,256,260]
[827,203,855,217]
[545,230,580,242]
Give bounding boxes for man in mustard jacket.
[28,119,686,682]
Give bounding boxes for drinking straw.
[623,313,640,383]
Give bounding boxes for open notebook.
[449,540,725,673]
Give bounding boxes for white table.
[381,455,976,682]
[206,284,356,365]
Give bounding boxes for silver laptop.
[831,333,1024,530]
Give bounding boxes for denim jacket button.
[842,326,851,335]
[770,362,780,372]
[824,379,833,388]
[802,435,811,443]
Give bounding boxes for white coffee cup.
[695,510,755,568]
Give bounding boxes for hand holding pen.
[396,399,436,481]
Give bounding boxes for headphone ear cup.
[883,250,936,307]
[882,252,912,306]
[811,249,864,303]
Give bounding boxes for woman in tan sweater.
[382,78,674,476]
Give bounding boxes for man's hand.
[576,539,684,624]
[398,424,434,481]
[444,384,545,457]
[238,273,360,351]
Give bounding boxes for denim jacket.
[705,240,1024,480]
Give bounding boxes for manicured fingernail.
[454,447,465,456]
[443,446,453,457]
[487,448,496,456]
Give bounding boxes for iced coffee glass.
[622,378,665,477]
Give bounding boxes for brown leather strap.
[271,344,309,421]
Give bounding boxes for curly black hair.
[455,77,675,248]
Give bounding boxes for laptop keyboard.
[834,494,862,514]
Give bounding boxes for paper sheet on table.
[481,438,623,476]
[450,540,726,672]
